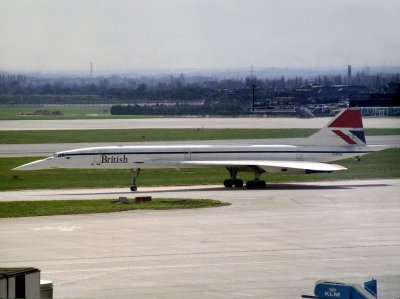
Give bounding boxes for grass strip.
[0,198,229,218]
[0,128,399,144]
[0,105,151,120]
[1,148,399,191]
[0,128,314,144]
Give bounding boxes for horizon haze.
[1,0,399,72]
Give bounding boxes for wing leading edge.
[177,160,346,174]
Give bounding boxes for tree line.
[0,72,399,107]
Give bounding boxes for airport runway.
[1,116,399,130]
[0,136,399,157]
[1,179,400,298]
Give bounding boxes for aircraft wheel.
[246,180,255,189]
[234,179,243,188]
[257,180,267,189]
[130,185,137,192]
[224,179,233,188]
[246,180,266,189]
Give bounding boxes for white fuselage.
[23,144,375,171]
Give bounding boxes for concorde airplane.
[14,109,386,191]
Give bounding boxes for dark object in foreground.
[135,196,152,203]
[0,268,41,298]
[302,279,377,299]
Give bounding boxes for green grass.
[267,148,400,182]
[1,157,233,190]
[0,128,315,144]
[1,148,399,191]
[0,198,229,218]
[0,105,151,120]
[0,128,398,144]
[364,128,400,135]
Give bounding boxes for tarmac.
[1,179,400,298]
[1,116,399,298]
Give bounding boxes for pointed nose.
[13,157,55,170]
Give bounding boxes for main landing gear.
[246,166,267,189]
[130,168,140,191]
[224,166,267,189]
[223,178,244,188]
[245,180,267,189]
[223,167,244,188]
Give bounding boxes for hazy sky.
[1,0,399,71]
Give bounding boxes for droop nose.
[13,157,55,170]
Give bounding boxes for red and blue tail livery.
[329,109,366,145]
[328,109,363,128]
[305,109,366,146]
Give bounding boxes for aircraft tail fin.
[303,109,366,146]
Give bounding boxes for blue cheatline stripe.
[62,150,374,157]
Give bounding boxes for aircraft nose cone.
[13,157,54,170]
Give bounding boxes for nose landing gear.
[130,168,140,192]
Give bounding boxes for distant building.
[347,65,352,84]
[350,82,400,107]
